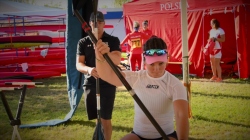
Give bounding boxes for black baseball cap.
[90,11,105,22]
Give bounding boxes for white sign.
[160,2,189,11]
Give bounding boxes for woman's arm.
[120,34,129,47]
[215,34,225,42]
[207,32,211,42]
[173,100,189,140]
[109,51,121,65]
[95,39,124,87]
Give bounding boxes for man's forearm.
[76,63,93,75]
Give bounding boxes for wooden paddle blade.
[92,122,105,140]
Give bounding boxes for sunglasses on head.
[144,49,167,56]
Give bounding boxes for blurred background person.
[208,18,225,82]
[120,21,150,71]
[141,20,153,37]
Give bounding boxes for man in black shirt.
[76,11,121,140]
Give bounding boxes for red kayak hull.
[0,48,65,57]
[0,36,52,49]
[0,64,66,73]
[0,53,65,65]
[0,71,61,79]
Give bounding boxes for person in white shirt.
[208,19,225,82]
[95,36,189,140]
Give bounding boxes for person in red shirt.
[141,20,153,37]
[140,20,153,70]
[121,21,150,71]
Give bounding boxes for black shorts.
[131,131,177,140]
[83,86,116,120]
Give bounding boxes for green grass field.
[0,75,250,140]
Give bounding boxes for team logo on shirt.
[146,84,159,89]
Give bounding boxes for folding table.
[0,82,43,140]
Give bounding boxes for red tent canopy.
[123,0,250,78]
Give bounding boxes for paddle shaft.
[93,0,103,127]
